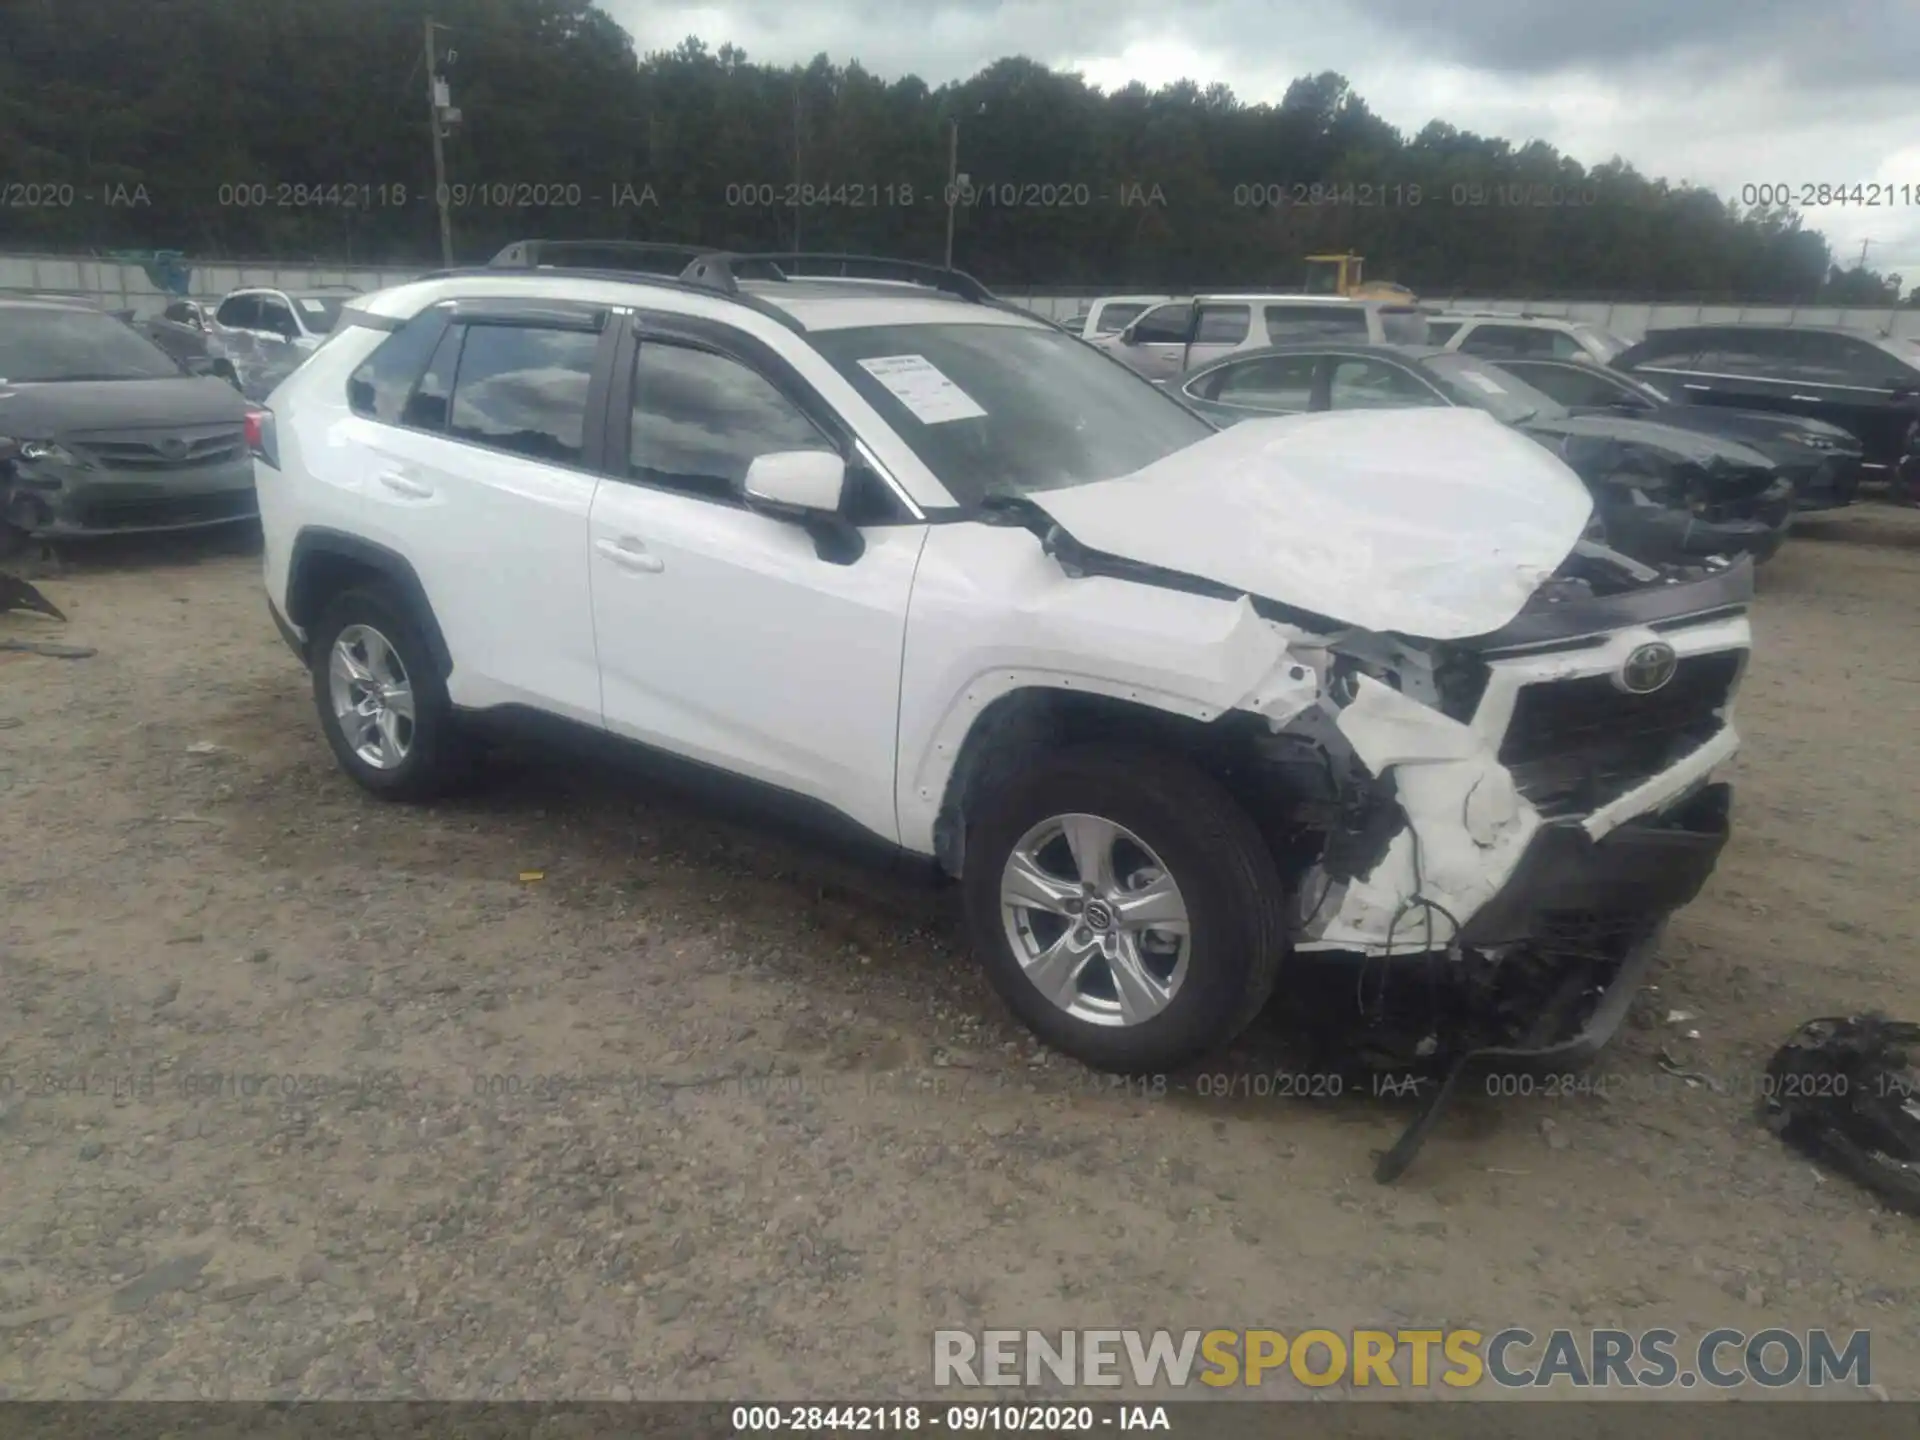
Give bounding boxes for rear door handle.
[595,536,665,573]
[378,471,434,499]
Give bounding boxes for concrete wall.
[6,251,1916,340]
[0,252,419,314]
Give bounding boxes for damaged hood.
[1024,408,1594,641]
[0,376,248,438]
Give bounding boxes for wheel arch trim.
[285,526,454,680]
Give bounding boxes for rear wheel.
[308,584,475,800]
[962,746,1289,1073]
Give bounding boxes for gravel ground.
[1,508,1917,1402]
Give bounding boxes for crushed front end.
[1247,543,1752,1180]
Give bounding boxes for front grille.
[1499,650,1742,814]
[72,488,258,530]
[69,427,247,472]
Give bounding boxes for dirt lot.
[1,508,1917,1403]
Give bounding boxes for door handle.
[378,471,435,499]
[1789,395,1820,403]
[595,536,665,573]
[1682,383,1709,391]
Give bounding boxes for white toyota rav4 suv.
[254,248,1752,1164]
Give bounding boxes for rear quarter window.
[347,306,451,423]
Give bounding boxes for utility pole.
[1859,238,1875,270]
[793,77,803,253]
[943,116,959,269]
[424,17,455,267]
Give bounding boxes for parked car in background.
[1097,294,1428,384]
[1056,295,1175,342]
[1177,342,1795,565]
[141,299,240,387]
[1425,312,1633,365]
[0,297,256,546]
[205,286,358,399]
[1487,356,1864,511]
[1611,324,1920,495]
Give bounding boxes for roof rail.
[397,262,809,335]
[678,252,998,305]
[489,239,720,273]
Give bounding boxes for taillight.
[245,408,279,469]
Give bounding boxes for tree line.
[0,0,1907,302]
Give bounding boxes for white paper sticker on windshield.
[298,298,327,314]
[856,354,987,424]
[1458,371,1507,395]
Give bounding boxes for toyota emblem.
[1617,641,1679,695]
[158,437,189,460]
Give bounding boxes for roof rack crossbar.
[677,252,997,304]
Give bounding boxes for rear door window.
[1193,304,1251,345]
[1264,305,1367,342]
[446,324,601,466]
[1199,354,1318,411]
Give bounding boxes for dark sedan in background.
[1610,324,1920,499]
[1177,342,1797,565]
[1484,356,1864,511]
[0,298,257,549]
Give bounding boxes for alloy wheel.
[327,623,416,770]
[999,812,1192,1027]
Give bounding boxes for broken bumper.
[7,459,259,537]
[1457,780,1731,953]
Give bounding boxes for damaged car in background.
[1176,342,1797,565]
[0,296,258,551]
[263,261,1752,1184]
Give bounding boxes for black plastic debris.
[1763,1014,1920,1216]
[0,571,64,622]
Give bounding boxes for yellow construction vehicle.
[1303,253,1416,302]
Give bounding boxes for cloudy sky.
[604,0,1920,290]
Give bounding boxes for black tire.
[962,745,1289,1074]
[307,583,476,801]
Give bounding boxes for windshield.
[809,321,1212,505]
[292,296,347,334]
[1868,334,1920,370]
[1575,324,1631,362]
[0,306,183,382]
[1424,352,1568,425]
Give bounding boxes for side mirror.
[741,450,865,565]
[742,450,846,513]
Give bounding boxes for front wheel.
[962,746,1290,1074]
